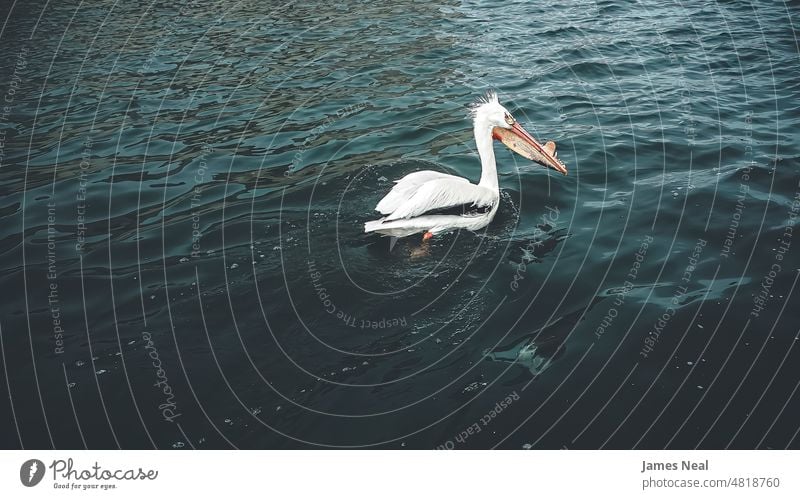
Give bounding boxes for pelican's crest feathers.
[468,90,499,118]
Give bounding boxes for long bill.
[493,123,568,175]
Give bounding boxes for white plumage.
[364,92,565,240]
[375,171,464,215]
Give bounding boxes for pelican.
[364,92,567,242]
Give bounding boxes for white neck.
[474,116,498,191]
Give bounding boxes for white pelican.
[364,92,567,242]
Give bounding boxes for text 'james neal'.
[641,460,709,473]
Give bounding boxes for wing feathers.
[384,178,495,221]
[375,171,466,215]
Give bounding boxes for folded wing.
[375,170,465,215]
[384,177,496,221]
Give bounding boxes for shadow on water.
[485,295,606,380]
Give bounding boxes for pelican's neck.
[474,117,498,191]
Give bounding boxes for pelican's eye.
[504,113,515,125]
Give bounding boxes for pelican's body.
[364,92,567,240]
[364,170,500,238]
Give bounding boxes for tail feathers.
[364,218,386,233]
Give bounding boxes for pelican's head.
[470,91,568,175]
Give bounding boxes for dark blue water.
[1,0,799,449]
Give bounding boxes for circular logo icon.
[20,459,45,487]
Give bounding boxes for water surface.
[1,0,799,449]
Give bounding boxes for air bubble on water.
[462,381,480,393]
